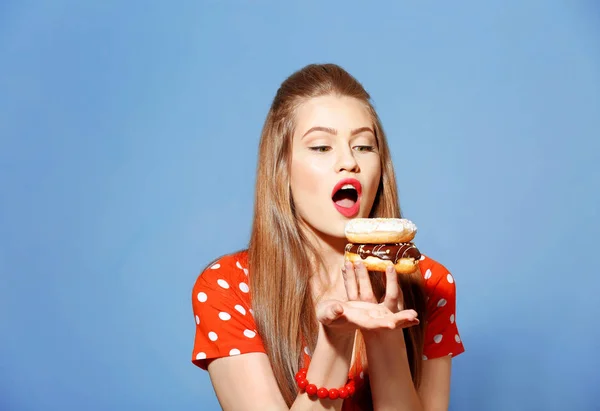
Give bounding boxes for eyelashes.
[354,146,376,152]
[309,146,331,153]
[308,146,376,153]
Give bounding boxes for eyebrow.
[301,126,374,139]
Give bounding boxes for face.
[289,95,382,239]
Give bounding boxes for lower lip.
[333,199,361,218]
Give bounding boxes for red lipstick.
[331,178,362,218]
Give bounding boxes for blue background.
[1,1,599,410]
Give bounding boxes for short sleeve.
[420,256,465,360]
[191,253,266,370]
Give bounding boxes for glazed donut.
[344,218,421,274]
[345,218,417,244]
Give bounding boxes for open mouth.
[331,178,362,217]
[332,184,359,208]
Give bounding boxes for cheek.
[291,162,320,195]
[360,161,382,202]
[290,158,329,206]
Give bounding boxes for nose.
[335,146,360,173]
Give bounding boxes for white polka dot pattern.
[191,254,268,368]
[191,251,465,372]
[418,257,466,361]
[235,260,249,275]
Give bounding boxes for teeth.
[341,184,356,190]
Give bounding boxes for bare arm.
[363,329,423,411]
[339,261,432,411]
[363,333,453,411]
[417,356,452,411]
[207,319,354,411]
[206,297,421,411]
[357,262,453,411]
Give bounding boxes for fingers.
[316,300,344,326]
[383,265,401,312]
[375,309,419,330]
[342,302,419,331]
[342,261,359,300]
[353,261,376,303]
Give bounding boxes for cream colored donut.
[345,252,419,274]
[345,218,417,244]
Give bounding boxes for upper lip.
[331,178,363,198]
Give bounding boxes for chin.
[329,217,353,240]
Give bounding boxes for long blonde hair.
[248,63,427,407]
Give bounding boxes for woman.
[190,63,465,411]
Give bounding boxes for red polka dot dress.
[191,250,465,405]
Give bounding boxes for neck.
[299,221,348,299]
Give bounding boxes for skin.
[207,95,453,410]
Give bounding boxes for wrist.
[319,323,354,356]
[295,326,353,407]
[362,326,406,347]
[295,368,356,401]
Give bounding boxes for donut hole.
[332,188,358,207]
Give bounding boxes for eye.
[354,145,376,152]
[309,146,331,152]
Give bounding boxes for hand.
[316,261,419,333]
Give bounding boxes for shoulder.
[195,249,249,282]
[190,249,265,369]
[191,249,250,300]
[418,254,466,358]
[418,253,459,317]
[418,254,456,294]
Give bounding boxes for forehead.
[294,95,372,135]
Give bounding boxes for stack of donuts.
[344,218,422,274]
